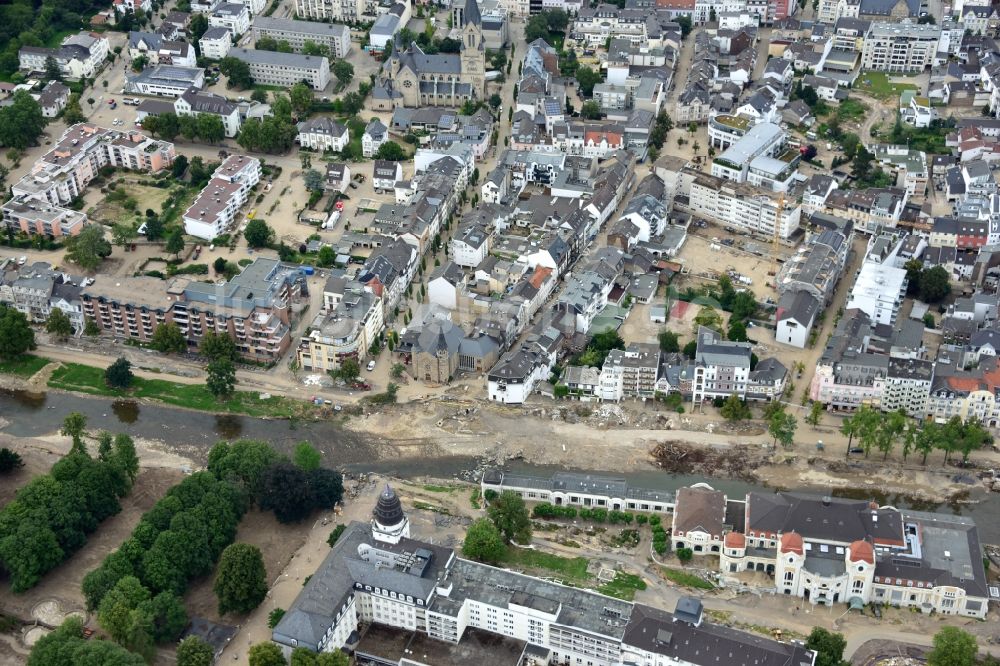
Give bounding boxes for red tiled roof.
[848,540,874,564]
[779,531,803,555]
[724,532,746,549]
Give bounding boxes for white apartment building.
[294,0,363,22]
[236,0,267,13]
[252,17,351,57]
[209,3,251,35]
[19,32,110,80]
[296,117,349,152]
[686,170,801,239]
[691,326,753,406]
[199,27,233,60]
[710,122,795,191]
[846,261,908,326]
[599,343,661,401]
[362,119,388,158]
[174,88,242,138]
[183,155,261,240]
[228,47,331,90]
[861,22,942,73]
[125,65,206,97]
[449,224,491,267]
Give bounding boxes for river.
[2,388,998,543]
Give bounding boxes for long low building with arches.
[482,470,993,618]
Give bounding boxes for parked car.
[367,360,376,372]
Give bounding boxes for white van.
[366,360,376,372]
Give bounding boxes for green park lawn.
[0,355,51,378]
[47,362,303,417]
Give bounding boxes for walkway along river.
[2,388,998,543]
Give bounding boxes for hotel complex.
[273,485,817,666]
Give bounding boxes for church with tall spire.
[374,0,486,108]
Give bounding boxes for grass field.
[47,362,304,417]
[597,572,647,601]
[660,567,715,590]
[500,547,590,583]
[855,72,918,100]
[0,355,50,378]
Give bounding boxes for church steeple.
[463,0,481,27]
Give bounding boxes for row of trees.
[840,406,992,464]
[140,112,226,144]
[0,416,138,592]
[80,471,245,612]
[28,617,146,666]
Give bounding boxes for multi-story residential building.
[926,357,1000,427]
[362,119,388,158]
[710,122,797,191]
[685,170,802,239]
[822,187,907,234]
[199,27,233,60]
[228,47,331,89]
[127,31,196,67]
[881,358,934,417]
[81,258,304,362]
[296,283,383,372]
[871,144,929,197]
[810,308,888,410]
[373,160,403,192]
[19,32,110,80]
[846,260,908,326]
[1,196,88,238]
[296,117,349,152]
[252,17,351,57]
[174,87,242,137]
[209,3,251,35]
[692,326,753,406]
[125,65,206,97]
[775,229,850,305]
[449,223,492,267]
[273,486,818,665]
[707,113,754,151]
[183,154,261,240]
[34,81,70,118]
[716,490,989,618]
[599,343,661,401]
[486,346,552,403]
[775,289,821,349]
[294,0,363,23]
[0,261,85,333]
[861,22,942,73]
[482,469,676,515]
[12,124,175,211]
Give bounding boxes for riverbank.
[0,354,320,419]
[2,363,998,535]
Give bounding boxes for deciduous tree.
[293,442,321,471]
[244,218,275,248]
[462,518,505,563]
[249,642,288,666]
[177,635,215,666]
[45,307,73,339]
[214,543,268,615]
[206,358,236,399]
[65,225,112,271]
[0,305,35,359]
[105,357,134,390]
[151,322,187,354]
[927,626,977,666]
[805,627,848,666]
[487,491,531,544]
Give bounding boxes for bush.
[327,524,346,547]
[267,608,285,629]
[531,503,578,519]
[676,547,694,563]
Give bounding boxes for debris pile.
[651,441,764,481]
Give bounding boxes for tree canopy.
[805,627,848,666]
[244,219,275,248]
[105,357,134,390]
[0,92,46,150]
[927,626,977,666]
[220,57,254,89]
[65,225,112,271]
[151,323,187,354]
[462,518,505,564]
[214,542,268,615]
[486,491,531,544]
[0,305,36,359]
